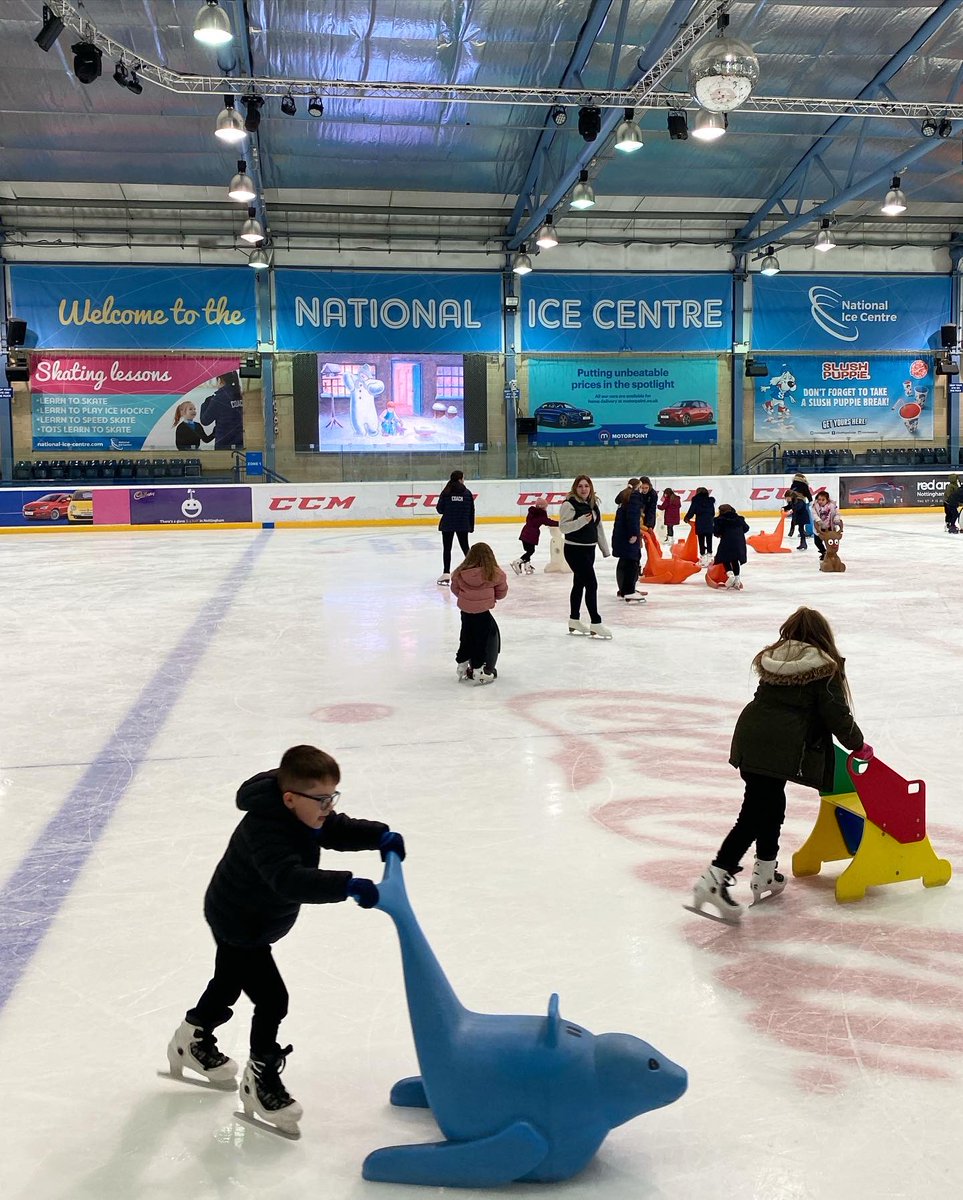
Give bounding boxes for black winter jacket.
[729,642,864,791]
[203,770,389,947]
[713,510,749,566]
[637,487,658,529]
[611,493,642,560]
[436,486,475,533]
[684,492,716,534]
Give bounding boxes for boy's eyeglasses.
[288,789,340,810]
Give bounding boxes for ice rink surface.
[1,512,961,1199]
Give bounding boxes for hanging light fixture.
[228,160,256,203]
[535,214,559,249]
[126,67,143,96]
[691,110,727,142]
[570,170,595,210]
[687,13,759,113]
[881,175,907,216]
[759,246,780,276]
[307,96,324,118]
[215,97,247,143]
[248,247,271,271]
[35,5,65,52]
[814,218,836,252]
[240,207,265,245]
[193,1,233,46]
[667,110,689,140]
[577,104,602,142]
[113,61,128,87]
[280,94,297,116]
[512,245,533,276]
[614,108,643,153]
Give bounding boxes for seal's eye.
[648,1058,660,1070]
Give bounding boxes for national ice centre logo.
[808,286,896,343]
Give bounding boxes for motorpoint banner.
[752,274,951,352]
[7,264,258,352]
[520,273,732,353]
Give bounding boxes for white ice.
[0,512,961,1199]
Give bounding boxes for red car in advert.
[656,399,715,426]
[22,492,72,521]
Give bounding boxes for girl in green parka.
[691,607,872,923]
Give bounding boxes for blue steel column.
[949,244,962,468]
[0,248,13,482]
[503,270,518,478]
[258,268,276,476]
[731,261,747,474]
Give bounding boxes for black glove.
[346,878,379,908]
[378,830,406,861]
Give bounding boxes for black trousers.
[813,533,825,557]
[564,544,601,623]
[456,610,499,671]
[519,539,537,563]
[616,557,641,596]
[713,771,787,873]
[717,559,741,576]
[944,502,959,529]
[187,939,289,1058]
[441,529,471,572]
[697,532,713,555]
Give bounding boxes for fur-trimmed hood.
[757,640,837,686]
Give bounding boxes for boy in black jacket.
[166,745,404,1135]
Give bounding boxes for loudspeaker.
[7,319,27,347]
[4,352,30,383]
[745,357,769,378]
[941,324,958,349]
[936,355,959,376]
[516,416,537,436]
[239,354,261,379]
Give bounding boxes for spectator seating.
[5,457,211,485]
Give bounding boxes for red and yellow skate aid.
[792,746,952,903]
[747,512,792,554]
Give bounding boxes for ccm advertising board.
[529,357,718,445]
[753,355,934,441]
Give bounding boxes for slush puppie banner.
[753,355,935,442]
[752,274,951,353]
[521,273,732,353]
[275,270,503,354]
[8,265,258,352]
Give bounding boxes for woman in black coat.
[684,487,716,559]
[435,470,474,584]
[712,504,749,590]
[611,483,645,601]
[637,476,658,531]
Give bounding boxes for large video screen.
[314,353,465,452]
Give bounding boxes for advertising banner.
[129,486,252,525]
[528,356,718,445]
[753,274,951,352]
[752,354,934,442]
[520,273,732,353]
[29,354,243,452]
[275,270,502,354]
[839,474,952,509]
[8,265,258,352]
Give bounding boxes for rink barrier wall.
[0,473,952,533]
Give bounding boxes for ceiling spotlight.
[193,1,233,46]
[35,5,65,52]
[113,61,128,87]
[570,169,596,210]
[577,104,602,142]
[240,207,265,245]
[242,95,264,134]
[938,117,953,138]
[228,160,256,203]
[126,68,143,96]
[881,175,907,216]
[71,42,103,85]
[215,96,247,143]
[550,105,567,127]
[512,246,533,276]
[921,117,938,137]
[759,246,780,276]
[307,96,324,118]
[814,218,836,252]
[535,214,559,250]
[248,247,271,271]
[691,110,727,141]
[667,109,689,140]
[280,94,297,116]
[614,108,643,153]
[688,13,759,113]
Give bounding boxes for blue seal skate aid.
[793,745,952,902]
[363,853,687,1188]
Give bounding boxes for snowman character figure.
[344,364,385,436]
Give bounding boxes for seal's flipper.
[362,1120,549,1187]
[389,1076,430,1109]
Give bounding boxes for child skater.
[559,474,613,638]
[637,476,658,533]
[784,488,814,550]
[511,497,558,575]
[812,489,843,561]
[658,487,681,542]
[167,745,404,1135]
[690,607,871,922]
[612,483,648,603]
[713,503,749,590]
[450,542,508,685]
[684,486,716,563]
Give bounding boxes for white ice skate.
[686,865,744,924]
[473,670,496,686]
[237,1047,303,1139]
[750,858,787,906]
[456,661,471,681]
[436,572,451,585]
[623,591,647,603]
[724,573,739,590]
[523,562,535,575]
[588,622,613,639]
[568,618,590,635]
[509,559,523,575]
[162,1020,238,1088]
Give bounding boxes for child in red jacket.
[450,543,508,685]
[658,488,682,542]
[511,497,558,575]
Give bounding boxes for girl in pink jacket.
[449,543,508,686]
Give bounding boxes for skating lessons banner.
[7,265,257,351]
[528,356,718,445]
[753,355,934,441]
[520,274,732,353]
[752,274,951,352]
[30,355,243,451]
[275,270,502,354]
